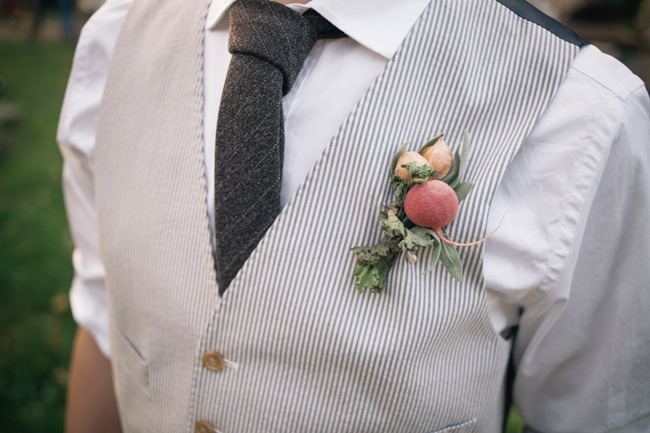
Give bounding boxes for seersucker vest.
[94,0,583,431]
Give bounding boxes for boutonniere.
[351,131,500,293]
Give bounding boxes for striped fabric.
[94,0,580,432]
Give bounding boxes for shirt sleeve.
[57,0,131,358]
[509,48,650,432]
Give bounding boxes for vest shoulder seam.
[495,0,588,47]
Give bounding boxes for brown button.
[194,421,214,433]
[202,350,225,372]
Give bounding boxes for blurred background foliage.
[0,40,76,430]
[0,0,647,431]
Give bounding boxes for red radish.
[404,180,499,246]
[404,180,458,232]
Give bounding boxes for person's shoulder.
[57,0,133,156]
[495,0,587,47]
[570,44,647,103]
[78,0,132,48]
[70,0,132,90]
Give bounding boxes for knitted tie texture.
[215,0,346,294]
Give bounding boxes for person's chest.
[92,0,583,430]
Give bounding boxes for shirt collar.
[206,0,431,59]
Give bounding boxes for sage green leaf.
[456,130,471,182]
[447,146,463,188]
[422,227,440,240]
[441,130,471,188]
[389,141,409,175]
[391,176,408,201]
[453,182,473,202]
[409,226,436,242]
[441,146,460,185]
[418,133,444,153]
[439,228,463,281]
[424,240,442,274]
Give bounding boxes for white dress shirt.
[57,0,650,431]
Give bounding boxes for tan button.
[202,350,225,372]
[194,421,214,433]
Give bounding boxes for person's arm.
[56,0,131,427]
[485,45,650,431]
[509,49,650,431]
[66,327,122,433]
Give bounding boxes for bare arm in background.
[66,327,122,433]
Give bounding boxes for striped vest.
[94,0,583,431]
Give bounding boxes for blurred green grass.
[0,40,76,431]
[0,40,527,432]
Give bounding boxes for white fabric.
[57,0,650,430]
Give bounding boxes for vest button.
[194,421,214,433]
[202,350,225,372]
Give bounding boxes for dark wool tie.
[215,0,346,294]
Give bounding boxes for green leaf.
[414,164,438,179]
[351,243,390,265]
[424,240,442,274]
[456,130,471,182]
[389,142,409,176]
[441,146,460,185]
[422,227,440,239]
[399,226,435,250]
[403,161,421,178]
[438,228,463,281]
[391,176,408,201]
[409,226,437,241]
[399,162,438,187]
[355,263,372,290]
[397,230,418,250]
[453,182,473,202]
[354,255,395,293]
[418,133,444,153]
[401,161,434,178]
[381,209,406,239]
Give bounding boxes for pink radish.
[404,180,499,246]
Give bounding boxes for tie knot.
[228,0,344,94]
